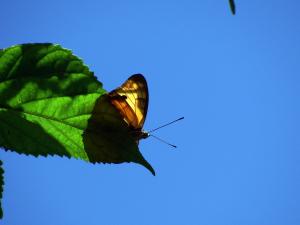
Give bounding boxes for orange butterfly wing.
[108,74,149,132]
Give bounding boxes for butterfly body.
[108,74,149,142]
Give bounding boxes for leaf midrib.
[0,104,88,152]
[0,94,97,131]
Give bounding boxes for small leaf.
[229,0,236,15]
[0,160,3,218]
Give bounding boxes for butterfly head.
[131,129,149,141]
[140,130,150,139]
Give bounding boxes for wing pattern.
[108,74,149,131]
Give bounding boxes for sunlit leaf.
[0,43,153,173]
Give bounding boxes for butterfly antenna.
[148,117,184,133]
[150,134,177,148]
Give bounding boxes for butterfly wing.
[108,74,149,131]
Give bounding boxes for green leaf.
[0,43,154,174]
[0,160,3,219]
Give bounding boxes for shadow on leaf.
[83,94,155,175]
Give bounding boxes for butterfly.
[82,73,157,175]
[85,74,181,175]
[107,74,150,142]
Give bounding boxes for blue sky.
[1,0,300,224]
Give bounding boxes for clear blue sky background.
[0,1,299,224]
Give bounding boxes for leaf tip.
[135,157,156,176]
